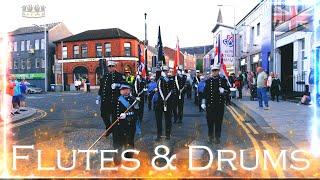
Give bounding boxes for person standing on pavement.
[12,76,21,114]
[154,65,174,141]
[172,66,187,123]
[256,67,269,110]
[201,64,229,144]
[6,75,16,116]
[112,82,139,165]
[85,77,90,93]
[19,79,28,111]
[132,71,147,136]
[270,73,281,102]
[185,70,192,99]
[249,72,257,101]
[197,75,206,112]
[98,61,126,137]
[234,71,243,99]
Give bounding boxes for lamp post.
[33,24,48,92]
[217,4,236,73]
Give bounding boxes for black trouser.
[172,94,185,122]
[194,89,199,105]
[187,85,192,99]
[155,103,172,138]
[87,84,90,92]
[206,106,225,139]
[271,90,279,102]
[137,98,144,121]
[148,92,154,111]
[237,87,242,99]
[225,93,231,105]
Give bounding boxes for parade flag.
[213,33,220,65]
[220,53,231,87]
[138,44,146,77]
[157,26,166,65]
[174,37,180,75]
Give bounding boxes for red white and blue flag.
[138,44,146,78]
[174,37,180,75]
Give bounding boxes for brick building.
[54,28,140,87]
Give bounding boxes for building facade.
[273,0,313,95]
[235,0,272,74]
[181,45,213,72]
[8,22,72,90]
[54,28,140,87]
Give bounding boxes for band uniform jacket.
[155,76,174,110]
[203,76,229,109]
[99,71,126,118]
[112,95,137,147]
[132,77,146,111]
[172,75,187,99]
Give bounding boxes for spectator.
[267,72,274,92]
[86,77,90,93]
[256,67,269,110]
[234,71,243,99]
[300,85,311,105]
[12,75,21,114]
[6,75,16,116]
[19,79,28,111]
[270,73,281,102]
[197,75,206,111]
[249,72,257,101]
[74,79,79,91]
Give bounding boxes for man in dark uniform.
[154,65,174,141]
[98,61,126,136]
[201,64,229,144]
[112,82,139,165]
[132,71,147,135]
[172,66,187,123]
[193,70,201,105]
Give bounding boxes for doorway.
[280,43,293,97]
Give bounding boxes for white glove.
[195,84,198,88]
[119,113,126,119]
[154,88,158,92]
[143,88,148,92]
[136,97,141,101]
[219,87,225,94]
[95,99,100,105]
[111,83,117,89]
[201,104,206,110]
[161,71,167,77]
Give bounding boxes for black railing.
[293,72,307,93]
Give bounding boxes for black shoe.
[178,120,182,123]
[14,112,20,115]
[173,120,177,123]
[11,112,15,116]
[20,109,28,111]
[165,136,170,140]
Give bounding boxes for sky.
[0,0,261,48]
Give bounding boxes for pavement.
[232,88,320,150]
[12,107,37,122]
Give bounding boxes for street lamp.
[217,4,236,73]
[33,24,48,92]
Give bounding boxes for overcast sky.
[1,0,261,48]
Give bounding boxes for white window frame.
[124,42,131,56]
[26,40,31,51]
[41,39,45,50]
[21,41,25,51]
[73,45,80,58]
[21,59,25,69]
[13,41,17,52]
[105,43,111,57]
[27,58,31,69]
[35,39,40,50]
[63,46,68,59]
[41,58,45,68]
[14,59,18,69]
[35,58,40,68]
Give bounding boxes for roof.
[54,28,138,43]
[147,45,157,54]
[180,45,213,55]
[236,1,262,26]
[10,22,61,35]
[163,46,184,62]
[212,23,234,33]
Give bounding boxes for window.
[301,39,307,73]
[35,39,40,50]
[257,23,260,36]
[21,41,25,51]
[27,58,31,69]
[42,58,45,68]
[96,43,102,58]
[62,46,67,59]
[81,45,88,58]
[26,40,31,51]
[73,45,80,58]
[35,58,41,68]
[13,41,17,52]
[105,43,111,57]
[124,43,131,56]
[41,39,45,50]
[21,59,25,69]
[14,59,18,69]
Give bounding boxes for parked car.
[27,84,43,94]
